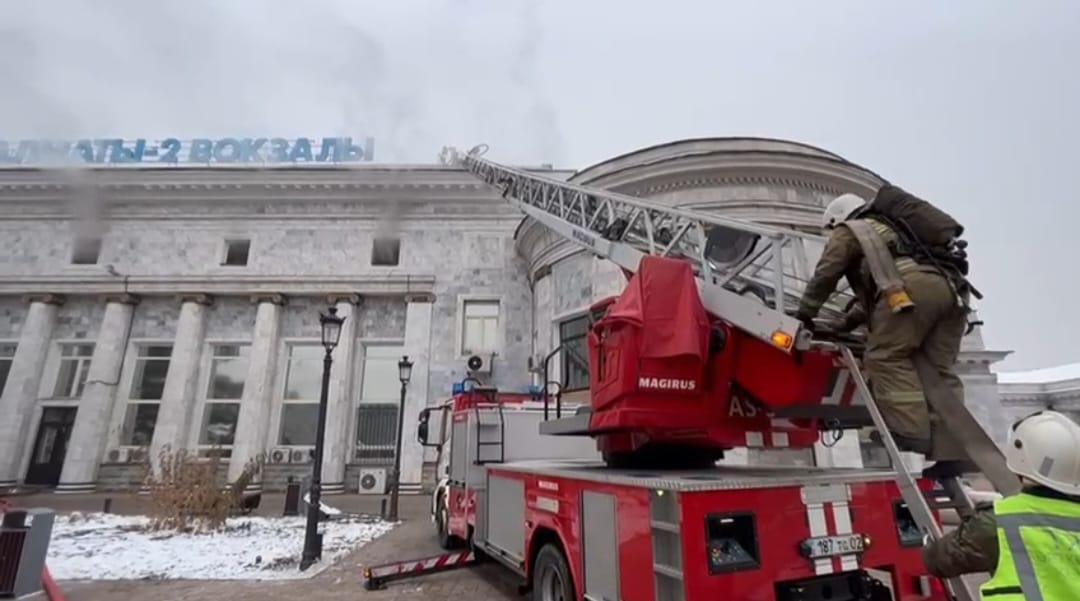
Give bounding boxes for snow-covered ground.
[46,511,395,581]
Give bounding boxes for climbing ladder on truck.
[440,144,1021,601]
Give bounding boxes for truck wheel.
[532,544,575,601]
[435,496,460,549]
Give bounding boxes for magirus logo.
[637,377,697,391]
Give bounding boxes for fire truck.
[363,145,1018,601]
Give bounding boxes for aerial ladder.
[447,144,1020,601]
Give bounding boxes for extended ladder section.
[449,144,860,352]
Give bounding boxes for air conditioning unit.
[268,447,291,464]
[106,448,130,464]
[465,353,494,375]
[290,448,313,464]
[128,447,148,464]
[357,468,388,495]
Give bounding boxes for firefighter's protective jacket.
[923,486,1080,599]
[796,218,939,322]
[797,224,868,321]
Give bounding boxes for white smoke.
[0,0,566,165]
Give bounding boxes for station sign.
[0,137,375,165]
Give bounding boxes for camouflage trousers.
[863,269,969,461]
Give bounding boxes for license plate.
[799,534,866,559]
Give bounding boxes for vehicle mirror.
[417,408,431,446]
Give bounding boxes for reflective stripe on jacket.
[980,492,1080,600]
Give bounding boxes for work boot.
[869,431,932,455]
[922,459,979,481]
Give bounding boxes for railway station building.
[0,137,1066,494]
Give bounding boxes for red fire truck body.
[423,390,948,601]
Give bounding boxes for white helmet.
[1005,410,1080,496]
[822,193,868,229]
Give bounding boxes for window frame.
[351,340,406,462]
[0,340,18,398]
[220,238,252,267]
[189,340,252,457]
[111,339,174,449]
[558,315,592,392]
[551,304,608,392]
[49,341,96,399]
[370,236,401,266]
[455,295,503,359]
[272,339,326,448]
[69,234,103,265]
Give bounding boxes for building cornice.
[0,164,574,190]
[514,140,888,274]
[0,274,436,298]
[568,138,874,183]
[999,379,1080,398]
[959,350,1012,366]
[1002,391,1080,405]
[573,150,883,197]
[0,206,529,223]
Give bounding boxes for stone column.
[398,293,435,494]
[321,294,359,495]
[0,294,64,487]
[57,294,139,494]
[148,294,212,467]
[228,294,285,489]
[531,267,554,389]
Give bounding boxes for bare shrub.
[142,445,263,533]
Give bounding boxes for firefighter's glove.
[794,311,817,333]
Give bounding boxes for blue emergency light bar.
[451,381,544,396]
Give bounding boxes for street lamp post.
[299,306,344,572]
[387,355,413,522]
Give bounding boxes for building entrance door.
[24,406,78,486]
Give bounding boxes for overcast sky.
[1,0,1076,371]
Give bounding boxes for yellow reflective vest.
[981,491,1080,599]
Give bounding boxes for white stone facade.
[998,365,1080,428]
[0,138,1018,493]
[0,164,551,493]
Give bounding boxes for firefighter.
[795,192,970,468]
[921,410,1080,599]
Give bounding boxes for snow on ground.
[47,511,395,581]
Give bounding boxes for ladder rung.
[925,498,968,511]
[453,146,843,350]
